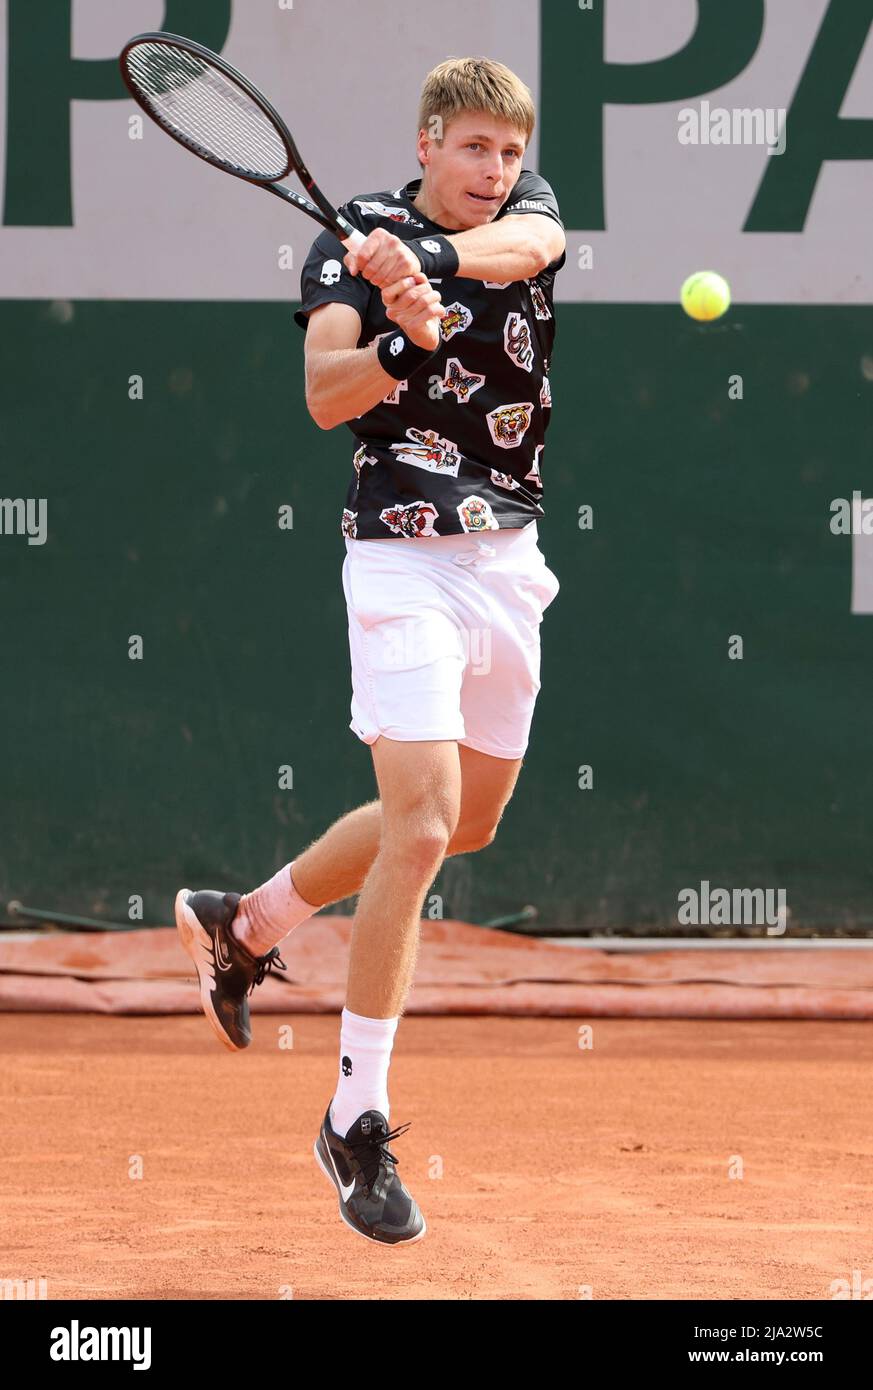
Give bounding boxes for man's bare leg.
[290,800,382,907]
[232,745,522,964]
[291,743,523,909]
[344,736,461,1018]
[318,740,523,1238]
[325,736,461,1145]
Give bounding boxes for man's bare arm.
[444,213,566,282]
[345,213,566,288]
[305,306,394,430]
[304,277,445,430]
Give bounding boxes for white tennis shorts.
[341,520,560,759]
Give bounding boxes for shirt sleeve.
[499,169,566,273]
[293,218,375,333]
[500,169,564,227]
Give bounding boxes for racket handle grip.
[340,228,366,251]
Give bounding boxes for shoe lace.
[350,1121,412,1195]
[249,947,288,992]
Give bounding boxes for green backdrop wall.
[2,299,872,931]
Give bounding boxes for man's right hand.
[381,271,446,352]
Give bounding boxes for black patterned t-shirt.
[293,169,565,540]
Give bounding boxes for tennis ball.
[680,271,731,322]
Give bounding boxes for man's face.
[416,110,526,230]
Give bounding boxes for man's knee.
[381,822,454,873]
[447,822,498,856]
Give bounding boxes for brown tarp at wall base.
[1,920,873,1018]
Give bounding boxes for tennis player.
[176,57,565,1245]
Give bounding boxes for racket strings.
[125,42,288,181]
[129,46,284,177]
[127,46,279,171]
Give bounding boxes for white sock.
[330,1008,399,1139]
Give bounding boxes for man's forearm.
[307,342,400,430]
[442,217,560,283]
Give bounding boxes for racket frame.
[119,31,364,246]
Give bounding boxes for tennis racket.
[119,31,365,250]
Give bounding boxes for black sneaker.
[174,888,287,1051]
[314,1105,426,1245]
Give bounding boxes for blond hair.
[417,57,535,158]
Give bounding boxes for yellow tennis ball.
[680,271,731,322]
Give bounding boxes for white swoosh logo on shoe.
[326,1144,356,1202]
[214,930,233,972]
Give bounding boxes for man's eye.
[467,142,519,156]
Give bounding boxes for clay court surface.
[2,1014,872,1300]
